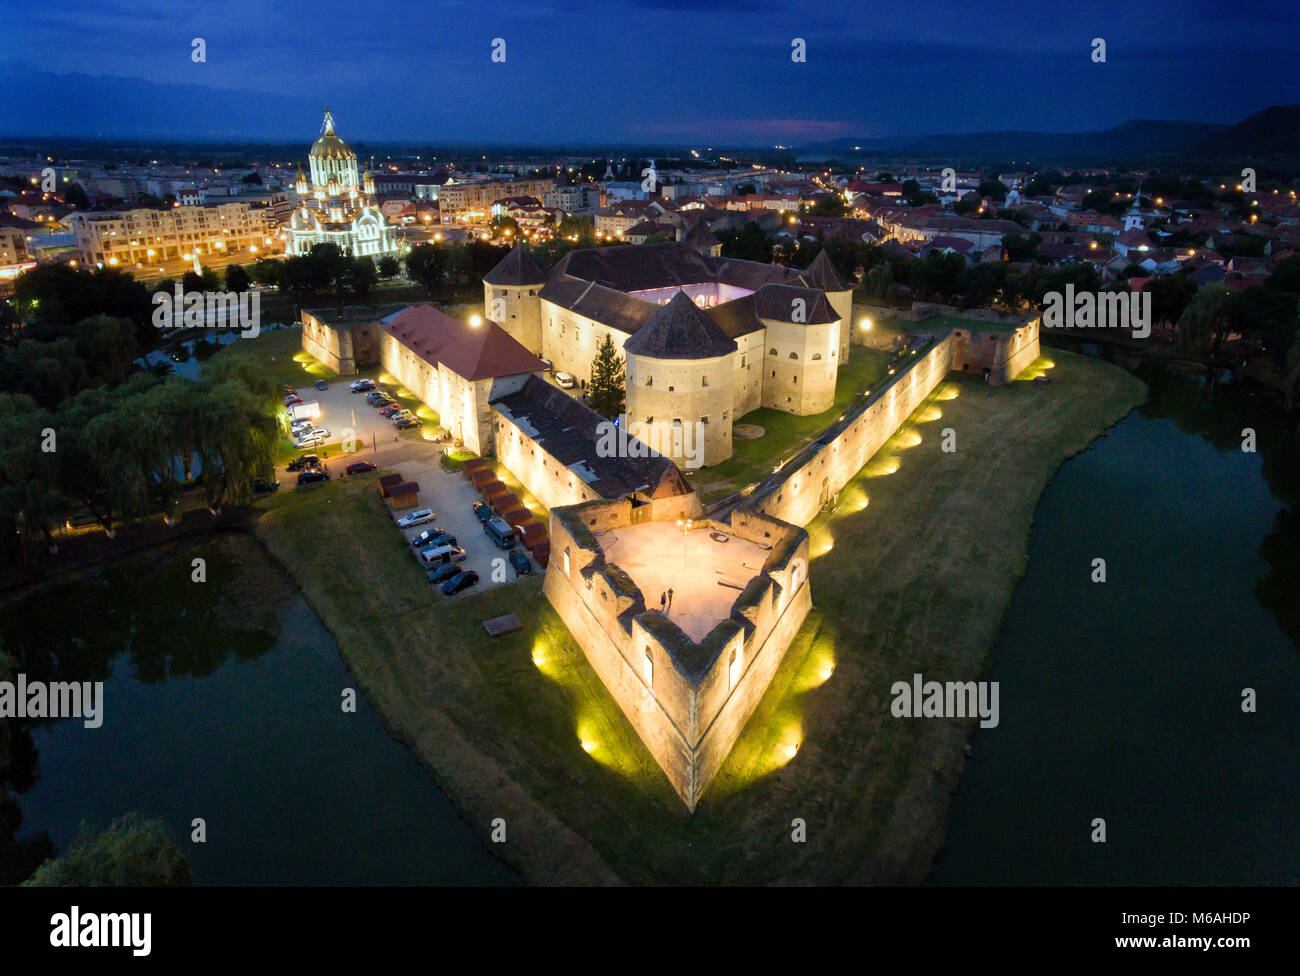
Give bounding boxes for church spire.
[322,107,336,135]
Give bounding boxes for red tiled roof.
[380,304,545,381]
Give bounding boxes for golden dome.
[310,108,356,161]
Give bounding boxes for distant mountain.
[1194,104,1300,157]
[803,119,1228,162]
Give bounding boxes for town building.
[66,199,278,268]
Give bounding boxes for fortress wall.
[742,334,954,527]
[485,284,543,353]
[300,311,357,374]
[545,500,811,809]
[492,416,602,511]
[692,581,812,802]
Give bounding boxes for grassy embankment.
[249,348,1145,884]
[692,349,892,503]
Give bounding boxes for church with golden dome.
[287,108,399,259]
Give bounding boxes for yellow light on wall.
[859,317,872,331]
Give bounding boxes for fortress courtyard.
[597,521,770,642]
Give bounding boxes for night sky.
[1,0,1298,144]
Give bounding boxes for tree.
[977,179,1008,203]
[587,333,625,418]
[405,243,445,294]
[1145,275,1198,326]
[224,263,251,293]
[1178,285,1231,353]
[62,182,90,209]
[23,812,191,886]
[345,257,378,300]
[376,255,401,279]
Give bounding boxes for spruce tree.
[587,333,625,418]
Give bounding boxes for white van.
[418,544,458,568]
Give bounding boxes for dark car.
[345,460,377,474]
[379,404,402,417]
[314,379,328,391]
[509,549,532,575]
[408,528,442,549]
[440,570,479,595]
[426,531,456,548]
[472,501,492,523]
[296,469,329,485]
[252,478,279,494]
[428,562,460,584]
[287,455,320,472]
[394,417,420,430]
[284,395,304,407]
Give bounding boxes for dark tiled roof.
[752,283,838,324]
[623,292,737,360]
[490,376,692,500]
[483,243,548,286]
[681,218,720,248]
[803,248,846,290]
[379,304,545,381]
[538,276,660,335]
[705,295,764,339]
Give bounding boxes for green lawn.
[855,307,1021,335]
[247,347,1145,885]
[693,349,892,502]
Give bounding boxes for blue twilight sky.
[0,0,1298,145]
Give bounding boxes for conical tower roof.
[803,248,845,291]
[624,291,736,360]
[483,243,548,286]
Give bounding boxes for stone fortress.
[301,236,1040,810]
[482,239,854,467]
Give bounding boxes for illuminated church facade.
[287,109,399,259]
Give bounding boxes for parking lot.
[280,375,539,600]
[287,377,424,457]
[388,458,536,598]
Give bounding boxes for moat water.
[0,538,516,885]
[932,359,1300,884]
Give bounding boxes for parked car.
[349,379,374,393]
[252,478,279,494]
[294,433,325,449]
[448,546,468,562]
[440,570,480,595]
[394,418,421,430]
[345,460,377,474]
[408,528,442,549]
[416,545,462,569]
[509,549,533,575]
[391,409,415,422]
[428,562,461,584]
[425,531,456,548]
[284,385,297,395]
[539,357,553,371]
[285,395,304,407]
[287,455,320,472]
[554,371,576,389]
[314,379,328,391]
[472,501,492,523]
[396,508,436,529]
[484,516,516,549]
[296,469,329,485]
[379,404,402,418]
